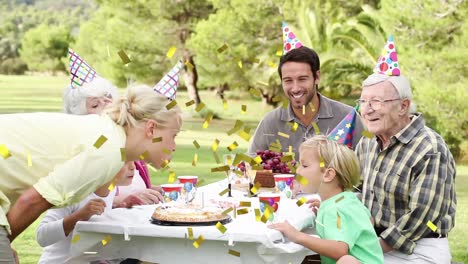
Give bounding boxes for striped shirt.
[356,114,456,254]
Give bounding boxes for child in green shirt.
[270,135,383,264]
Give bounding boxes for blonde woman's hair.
[106,84,182,128]
[63,76,119,115]
[299,135,360,190]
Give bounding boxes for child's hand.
[76,198,106,221]
[268,220,301,243]
[135,189,163,204]
[306,198,321,214]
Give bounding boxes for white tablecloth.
[69,179,317,264]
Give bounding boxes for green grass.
[2,75,467,263]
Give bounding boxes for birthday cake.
[152,204,230,225]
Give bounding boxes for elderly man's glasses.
[356,98,401,110]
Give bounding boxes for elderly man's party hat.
[153,61,183,100]
[68,49,98,89]
[282,21,303,54]
[374,35,400,76]
[327,107,358,148]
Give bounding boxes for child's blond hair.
[106,84,181,128]
[299,135,360,190]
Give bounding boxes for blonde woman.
[270,135,383,264]
[0,85,182,262]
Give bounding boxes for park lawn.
[2,75,467,263]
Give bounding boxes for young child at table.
[269,135,383,264]
[36,161,135,264]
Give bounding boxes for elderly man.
[249,45,363,160]
[356,71,456,263]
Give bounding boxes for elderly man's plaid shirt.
[356,114,456,254]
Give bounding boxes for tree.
[19,23,71,72]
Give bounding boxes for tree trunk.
[182,50,201,104]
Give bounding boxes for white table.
[69,180,317,264]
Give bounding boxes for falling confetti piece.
[212,151,221,164]
[222,207,233,215]
[253,155,262,164]
[219,188,230,196]
[268,61,277,68]
[228,249,241,257]
[108,178,118,191]
[254,209,261,221]
[193,235,204,248]
[288,145,293,153]
[0,144,11,159]
[93,135,107,149]
[217,43,228,53]
[192,153,198,167]
[195,102,206,112]
[311,122,320,135]
[302,105,306,115]
[319,156,325,168]
[278,132,290,139]
[335,196,345,203]
[291,122,298,132]
[223,99,227,109]
[71,234,81,244]
[237,60,243,69]
[26,152,32,167]
[249,88,261,97]
[139,151,149,160]
[101,235,112,246]
[276,48,283,56]
[227,141,239,152]
[281,155,293,162]
[162,148,171,155]
[185,100,195,107]
[193,140,200,149]
[237,130,251,142]
[427,220,437,232]
[237,208,249,215]
[168,171,176,183]
[166,46,177,58]
[203,112,214,128]
[250,182,261,194]
[211,139,220,152]
[239,201,251,207]
[120,148,126,161]
[152,137,162,143]
[185,60,194,70]
[337,212,341,229]
[187,227,194,240]
[166,100,177,110]
[216,222,227,234]
[241,105,247,114]
[296,197,307,206]
[296,175,309,185]
[117,50,131,65]
[362,130,374,138]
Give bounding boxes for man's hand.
[74,198,106,221]
[379,238,393,253]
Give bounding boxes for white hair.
[63,76,119,115]
[362,73,417,114]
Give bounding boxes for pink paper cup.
[161,184,183,202]
[274,174,295,198]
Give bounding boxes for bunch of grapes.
[255,150,297,173]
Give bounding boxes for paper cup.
[178,176,198,193]
[274,174,295,198]
[161,184,183,202]
[258,192,281,221]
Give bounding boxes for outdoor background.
[1,0,467,263]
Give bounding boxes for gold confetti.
[147,164,158,173]
[302,105,306,115]
[195,178,205,187]
[232,153,252,166]
[0,144,11,159]
[362,130,374,138]
[241,105,247,114]
[166,46,177,58]
[203,112,214,129]
[253,155,262,164]
[257,81,269,86]
[276,48,283,57]
[254,208,261,221]
[187,227,194,240]
[108,178,118,191]
[427,220,437,232]
[167,171,176,183]
[192,153,198,166]
[287,163,296,173]
[192,140,200,149]
[217,43,228,53]
[101,235,112,246]
[227,141,239,152]
[211,139,220,152]
[237,60,243,69]
[309,102,316,112]
[320,156,325,168]
[278,132,289,139]
[185,60,194,70]
[312,122,320,135]
[272,95,282,102]
[226,155,233,165]
[222,207,233,216]
[249,88,261,97]
[71,234,80,244]
[281,155,293,162]
[212,151,221,164]
[337,212,341,229]
[216,222,227,234]
[250,182,261,194]
[219,188,230,196]
[195,102,206,112]
[117,50,131,64]
[152,137,162,143]
[239,201,251,207]
[193,235,204,249]
[288,145,293,154]
[335,196,344,203]
[26,152,32,167]
[291,122,299,132]
[268,61,277,68]
[185,100,195,107]
[166,100,177,110]
[237,208,249,215]
[228,249,241,257]
[260,214,268,223]
[296,175,309,185]
[162,148,171,155]
[237,130,251,142]
[282,98,289,108]
[120,148,126,161]
[139,151,149,160]
[296,197,307,206]
[93,135,107,149]
[223,99,227,109]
